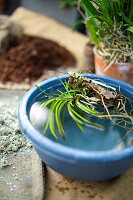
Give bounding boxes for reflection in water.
[30,101,133,152]
[30,102,49,130]
[29,84,133,151]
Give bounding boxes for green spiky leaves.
[35,82,104,140]
[81,0,133,63]
[35,73,133,140]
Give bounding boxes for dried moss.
[0,105,32,168]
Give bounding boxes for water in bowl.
[29,86,133,151]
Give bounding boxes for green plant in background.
[35,72,133,140]
[59,0,133,68]
[80,0,133,67]
[59,0,78,8]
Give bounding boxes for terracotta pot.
[94,47,133,85]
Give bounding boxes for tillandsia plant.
[79,0,133,69]
[35,72,133,140]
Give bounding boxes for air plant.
[35,72,133,140]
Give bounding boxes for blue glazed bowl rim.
[18,74,133,163]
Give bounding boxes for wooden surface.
[46,166,133,200]
[0,149,44,200]
[0,90,44,200]
[11,8,133,200]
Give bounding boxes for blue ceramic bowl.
[18,74,133,181]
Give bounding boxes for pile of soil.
[0,35,76,84]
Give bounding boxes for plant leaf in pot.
[80,0,133,84]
